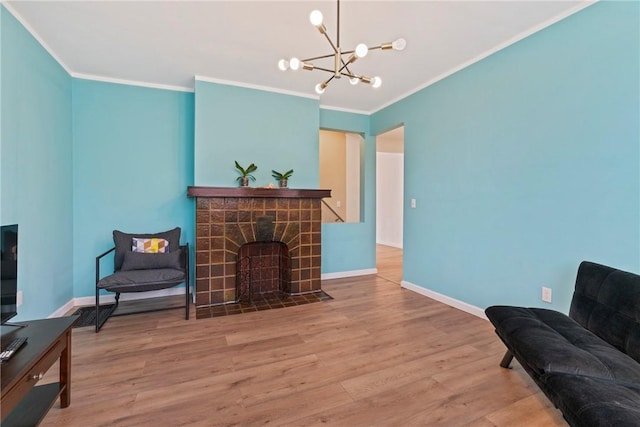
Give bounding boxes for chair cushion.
[97,268,185,293]
[545,373,640,427]
[113,227,180,271]
[121,250,181,271]
[485,305,640,382]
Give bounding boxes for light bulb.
[349,77,359,85]
[355,43,368,58]
[392,38,407,51]
[371,76,382,88]
[278,59,289,71]
[309,10,323,27]
[315,83,326,94]
[289,57,301,71]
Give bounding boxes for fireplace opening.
[236,241,291,304]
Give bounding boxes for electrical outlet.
[411,198,416,208]
[336,201,341,208]
[542,287,552,303]
[17,291,23,307]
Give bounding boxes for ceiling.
[5,0,592,113]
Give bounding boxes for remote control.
[0,337,28,362]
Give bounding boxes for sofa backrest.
[569,261,640,363]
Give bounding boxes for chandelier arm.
[341,71,358,78]
[301,66,356,79]
[322,33,340,54]
[337,54,353,73]
[326,75,337,85]
[337,61,355,75]
[340,43,389,55]
[339,62,356,78]
[302,52,355,75]
[302,53,338,62]
[313,66,338,74]
[332,52,357,77]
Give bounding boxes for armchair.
[95,227,190,332]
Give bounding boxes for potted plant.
[271,169,294,188]
[235,161,257,187]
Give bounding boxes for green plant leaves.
[272,169,294,180]
[235,161,258,180]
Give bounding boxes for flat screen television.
[1,224,18,324]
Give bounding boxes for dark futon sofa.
[485,261,640,426]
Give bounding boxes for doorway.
[376,126,404,284]
[319,129,364,223]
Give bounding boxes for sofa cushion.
[485,305,640,382]
[570,261,640,363]
[97,268,185,293]
[545,373,640,427]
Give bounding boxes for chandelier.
[277,0,406,95]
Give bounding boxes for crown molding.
[195,75,319,101]
[2,1,72,75]
[373,0,598,114]
[3,0,598,114]
[72,73,194,93]
[319,104,370,116]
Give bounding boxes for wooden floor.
[376,244,403,285]
[39,251,566,427]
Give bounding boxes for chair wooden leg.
[500,349,514,368]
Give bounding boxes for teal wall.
[320,109,376,273]
[72,79,195,298]
[194,80,319,188]
[0,6,73,320]
[1,1,638,319]
[372,1,640,312]
[192,81,378,274]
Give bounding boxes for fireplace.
[187,186,330,317]
[236,241,290,304]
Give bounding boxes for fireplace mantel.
[187,186,331,199]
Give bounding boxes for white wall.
[376,152,404,248]
[319,130,347,221]
[345,133,362,222]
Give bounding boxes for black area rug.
[71,305,115,328]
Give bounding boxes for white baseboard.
[49,300,77,318]
[49,287,188,318]
[401,280,487,320]
[321,268,378,280]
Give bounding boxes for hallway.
[376,244,402,284]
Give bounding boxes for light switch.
[411,199,416,208]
